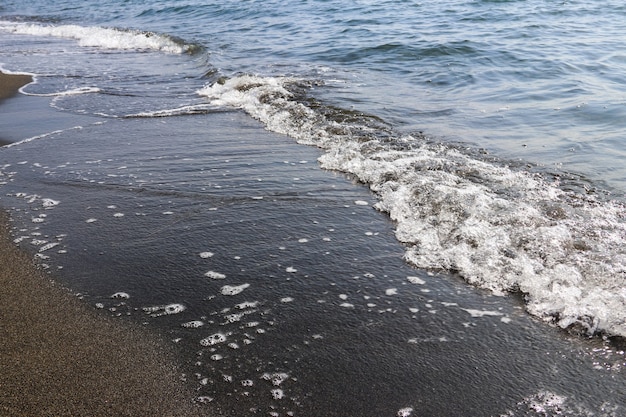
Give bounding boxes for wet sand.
[0,217,208,417]
[0,74,207,417]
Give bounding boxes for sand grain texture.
[0,210,206,416]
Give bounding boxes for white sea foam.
[181,320,204,328]
[221,283,250,296]
[385,288,398,296]
[5,125,86,147]
[235,301,259,309]
[397,407,414,417]
[41,198,60,208]
[271,388,284,400]
[407,276,426,285]
[261,372,289,386]
[200,332,227,347]
[462,309,503,318]
[205,270,226,279]
[110,292,130,299]
[127,104,216,118]
[23,86,101,98]
[498,390,619,417]
[198,73,626,338]
[0,21,195,54]
[143,303,186,317]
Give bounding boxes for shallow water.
[1,104,625,416]
[1,1,626,415]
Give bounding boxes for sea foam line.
[4,123,105,148]
[0,21,197,54]
[198,74,626,338]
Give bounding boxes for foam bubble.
[407,276,426,285]
[200,332,227,347]
[221,283,250,296]
[38,242,59,252]
[110,292,130,299]
[223,312,245,324]
[462,309,504,318]
[397,408,414,417]
[235,301,259,309]
[143,303,186,317]
[41,198,60,208]
[386,288,398,296]
[271,388,284,400]
[199,251,215,259]
[181,320,204,328]
[262,372,289,386]
[286,267,297,273]
[205,271,226,279]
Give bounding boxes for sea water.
[1,1,626,415]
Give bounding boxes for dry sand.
[0,71,33,101]
[0,73,208,416]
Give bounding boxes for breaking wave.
[198,74,626,338]
[0,20,200,54]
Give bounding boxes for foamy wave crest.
[125,104,218,118]
[198,74,626,338]
[24,86,102,97]
[0,21,198,54]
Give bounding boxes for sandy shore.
[0,74,207,416]
[0,71,33,101]
[0,216,207,417]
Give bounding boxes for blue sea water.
[1,1,626,415]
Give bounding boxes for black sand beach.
[0,73,206,417]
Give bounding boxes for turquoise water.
[1,1,626,415]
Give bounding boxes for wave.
[198,74,626,338]
[0,20,201,54]
[125,104,220,118]
[22,86,102,97]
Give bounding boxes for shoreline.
[0,74,208,416]
[0,71,33,146]
[0,71,33,101]
[0,213,207,416]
